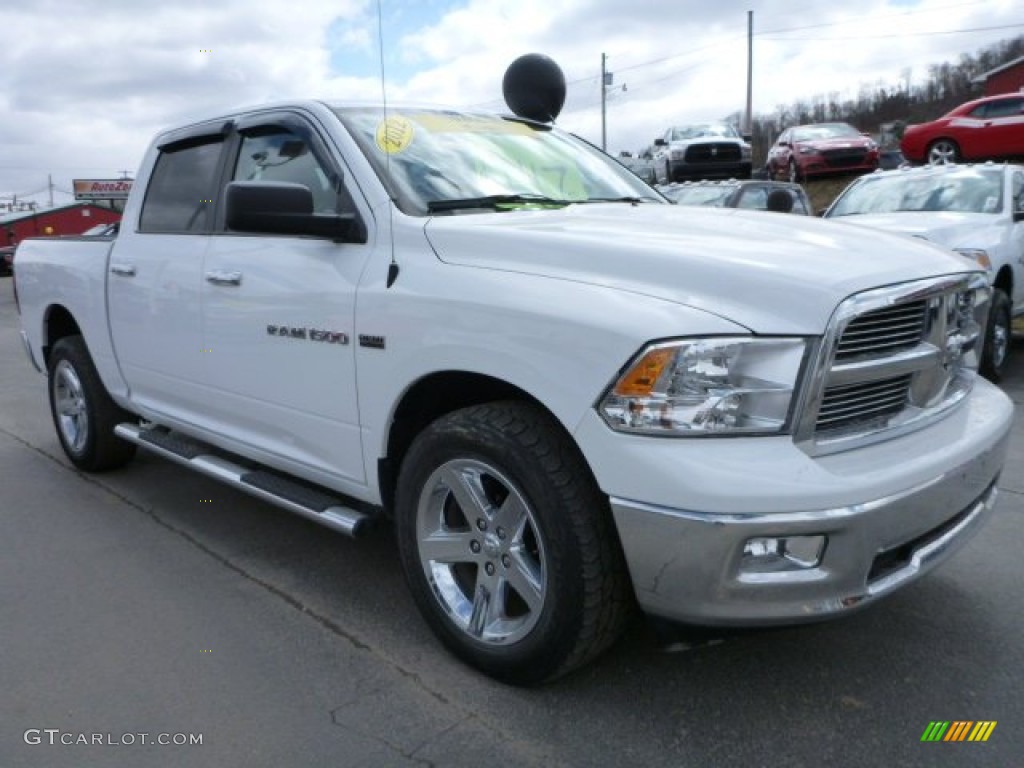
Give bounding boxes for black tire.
[47,335,136,471]
[788,159,801,184]
[394,401,631,685]
[980,289,1011,382]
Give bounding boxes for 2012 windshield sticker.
[376,116,414,154]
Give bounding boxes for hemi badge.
[359,334,386,349]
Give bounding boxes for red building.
[1,202,121,245]
[972,55,1024,97]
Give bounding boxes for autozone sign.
[73,179,133,200]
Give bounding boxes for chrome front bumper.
[609,421,1010,626]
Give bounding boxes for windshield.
[670,124,739,141]
[791,123,861,142]
[333,107,662,215]
[828,168,1004,217]
[662,185,734,206]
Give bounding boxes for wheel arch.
[993,265,1013,298]
[378,370,577,516]
[42,304,83,367]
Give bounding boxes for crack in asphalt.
[330,701,468,767]
[0,425,471,712]
[0,425,561,764]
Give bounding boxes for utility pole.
[601,52,608,151]
[48,174,54,208]
[745,10,753,139]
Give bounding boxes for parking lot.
[0,280,1021,768]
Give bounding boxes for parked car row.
[612,90,1021,189]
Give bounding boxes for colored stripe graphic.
[921,721,996,742]
[921,722,949,741]
[945,721,972,741]
[969,722,997,742]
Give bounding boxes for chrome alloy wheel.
[53,360,89,454]
[415,458,547,645]
[991,313,1010,370]
[927,139,959,165]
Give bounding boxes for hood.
[423,204,976,335]
[829,211,997,249]
[797,136,872,151]
[670,136,746,149]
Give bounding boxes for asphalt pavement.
[0,277,1021,767]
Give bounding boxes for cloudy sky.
[0,0,1020,207]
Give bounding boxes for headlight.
[953,248,992,270]
[671,149,685,160]
[598,337,809,436]
[797,145,818,155]
[741,145,752,159]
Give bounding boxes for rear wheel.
[47,336,136,471]
[980,289,1011,382]
[927,139,960,165]
[395,402,630,685]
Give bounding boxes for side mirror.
[225,181,363,241]
[654,138,667,147]
[779,141,791,148]
[1014,210,1024,223]
[742,134,752,143]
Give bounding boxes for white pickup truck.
[14,96,1013,684]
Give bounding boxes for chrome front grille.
[797,274,989,454]
[816,374,912,430]
[834,300,927,362]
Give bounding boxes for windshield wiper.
[578,196,660,204]
[426,194,570,213]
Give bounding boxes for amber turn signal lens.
[613,347,675,397]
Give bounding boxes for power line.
[597,1,992,85]
[757,0,990,36]
[761,22,1024,42]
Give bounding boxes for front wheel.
[980,289,1012,382]
[788,159,801,183]
[395,402,630,685]
[47,336,136,471]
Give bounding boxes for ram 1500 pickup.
[14,95,1013,684]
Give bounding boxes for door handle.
[110,263,136,277]
[205,270,243,286]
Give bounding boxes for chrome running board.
[114,423,371,538]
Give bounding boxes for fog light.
[741,535,826,573]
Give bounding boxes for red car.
[766,123,879,182]
[901,92,1024,165]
